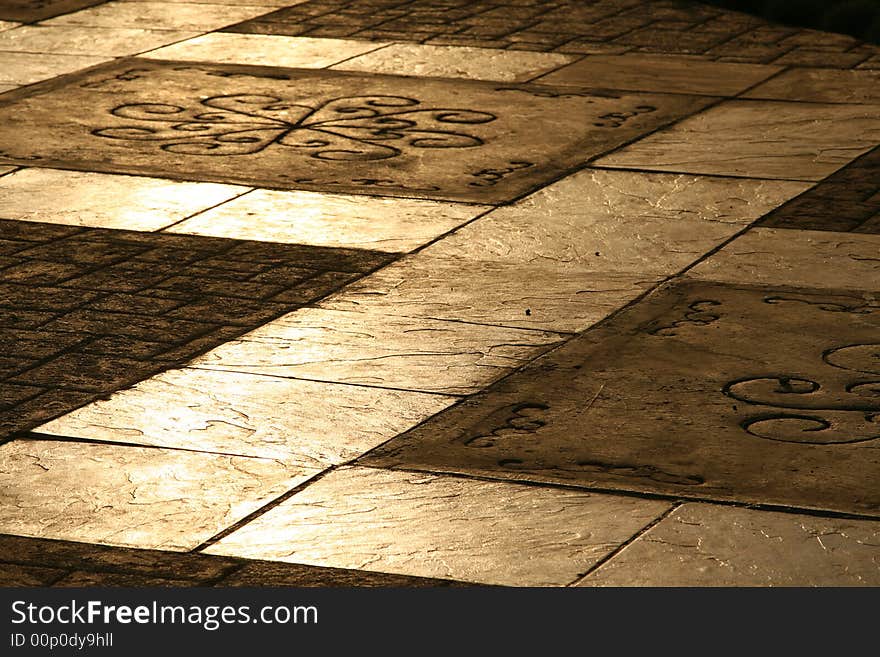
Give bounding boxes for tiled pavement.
[0,0,879,588]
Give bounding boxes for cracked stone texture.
[0,25,201,56]
[322,169,809,332]
[0,168,247,230]
[743,68,880,104]
[362,280,880,516]
[141,32,388,67]
[0,438,316,550]
[534,53,780,95]
[35,366,455,465]
[41,1,275,31]
[205,466,672,586]
[595,99,880,181]
[0,59,711,202]
[0,52,110,85]
[579,503,880,586]
[330,43,576,81]
[168,188,490,252]
[686,228,880,289]
[190,306,565,395]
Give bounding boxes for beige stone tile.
[141,33,388,68]
[36,367,456,466]
[168,188,488,252]
[41,2,274,31]
[595,100,880,181]
[579,503,880,586]
[323,170,809,331]
[331,44,577,82]
[0,25,199,56]
[0,439,314,551]
[0,84,16,93]
[686,227,880,290]
[743,68,880,104]
[535,53,780,96]
[0,21,20,32]
[0,168,248,229]
[0,165,15,175]
[205,466,671,586]
[190,307,565,395]
[122,0,295,4]
[0,52,109,84]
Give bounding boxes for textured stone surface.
[0,59,710,202]
[216,561,471,586]
[0,168,247,229]
[168,188,489,251]
[687,228,880,289]
[743,68,880,104]
[41,1,274,30]
[191,306,565,394]
[535,53,780,95]
[36,366,455,464]
[0,52,110,85]
[0,0,107,22]
[363,280,880,516]
[141,32,387,67]
[579,503,880,586]
[0,438,314,550]
[0,563,65,586]
[323,170,809,331]
[596,99,880,181]
[0,25,200,56]
[331,43,576,82]
[206,466,671,586]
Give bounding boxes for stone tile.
[0,438,315,550]
[743,69,880,104]
[41,2,275,31]
[687,228,880,290]
[124,0,295,4]
[52,571,198,586]
[331,44,577,82]
[0,0,106,22]
[168,189,489,252]
[579,503,880,586]
[0,52,109,85]
[141,33,387,68]
[0,85,16,93]
[0,25,200,56]
[0,563,65,586]
[0,165,16,174]
[0,59,711,202]
[217,560,470,586]
[35,367,456,465]
[323,170,809,332]
[535,54,781,96]
[206,466,671,586]
[0,21,20,31]
[0,168,247,229]
[362,280,880,517]
[596,99,880,181]
[190,307,565,395]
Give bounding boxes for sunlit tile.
[41,1,275,31]
[535,53,780,96]
[141,33,388,67]
[323,170,809,331]
[743,68,880,104]
[0,168,248,229]
[0,21,20,32]
[331,43,576,82]
[0,85,16,93]
[0,438,314,551]
[190,307,565,395]
[206,466,672,586]
[36,367,456,466]
[686,227,880,290]
[168,189,489,252]
[0,165,15,175]
[0,25,200,56]
[596,100,880,181]
[0,52,109,84]
[579,503,880,586]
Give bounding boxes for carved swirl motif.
[92,94,497,159]
[462,402,549,448]
[648,299,721,336]
[725,343,880,444]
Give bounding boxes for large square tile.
[41,1,275,31]
[167,188,489,252]
[35,367,456,466]
[579,503,880,586]
[595,99,880,181]
[363,280,880,516]
[0,52,109,85]
[0,59,711,202]
[205,466,672,586]
[0,25,200,56]
[0,438,313,550]
[189,307,566,395]
[743,69,880,104]
[0,168,247,229]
